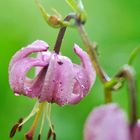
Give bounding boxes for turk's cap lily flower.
[9,40,96,139]
[9,40,96,106]
[84,103,140,140]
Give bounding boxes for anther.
[10,123,19,138]
[47,128,52,140]
[47,126,56,140]
[18,118,23,131]
[38,134,41,140]
[52,132,56,140]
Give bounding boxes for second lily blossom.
[84,103,140,140]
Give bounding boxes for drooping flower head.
[84,103,140,140]
[9,40,96,139]
[9,40,95,105]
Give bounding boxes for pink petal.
[74,44,96,85]
[84,104,130,140]
[9,58,48,97]
[35,51,51,75]
[9,40,49,98]
[68,64,90,104]
[68,44,96,104]
[9,40,48,70]
[39,53,75,106]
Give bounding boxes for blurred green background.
[0,0,140,139]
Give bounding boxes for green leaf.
[128,46,140,65]
[66,0,80,13]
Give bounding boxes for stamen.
[10,118,23,138]
[10,123,19,138]
[47,103,54,131]
[52,132,56,140]
[46,103,56,140]
[10,102,56,139]
[47,127,56,140]
[19,101,40,127]
[38,134,41,140]
[38,105,47,138]
[47,128,52,139]
[25,103,45,140]
[18,118,23,131]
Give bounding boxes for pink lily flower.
[9,40,96,106]
[9,40,96,139]
[84,104,140,140]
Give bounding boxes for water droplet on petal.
[81,85,85,89]
[14,93,20,96]
[24,87,32,95]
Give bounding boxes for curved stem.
[77,24,110,83]
[115,65,137,126]
[54,14,76,54]
[104,88,112,103]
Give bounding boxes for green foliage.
[0,0,140,140]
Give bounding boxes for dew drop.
[24,87,32,95]
[14,93,20,96]
[81,85,85,89]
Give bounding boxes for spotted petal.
[39,53,75,106]
[74,44,96,85]
[68,44,96,104]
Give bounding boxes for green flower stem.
[115,65,137,126]
[104,78,120,103]
[77,24,110,83]
[104,78,118,89]
[54,14,76,54]
[104,88,112,103]
[66,0,87,23]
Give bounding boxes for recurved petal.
[39,53,75,106]
[84,104,130,140]
[74,44,96,85]
[9,57,48,97]
[9,40,49,70]
[68,44,96,104]
[68,64,90,104]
